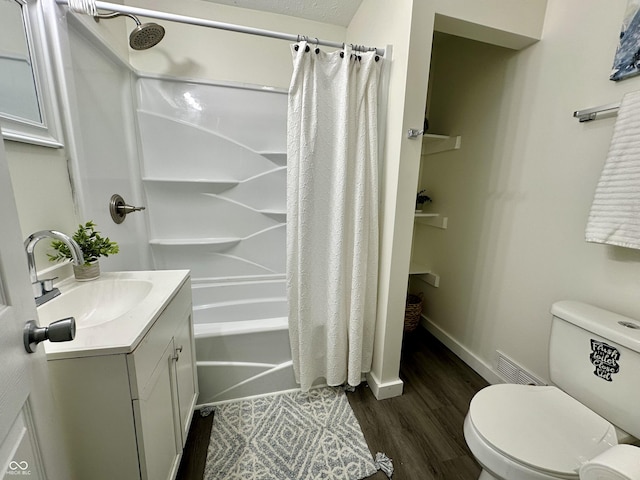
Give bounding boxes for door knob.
[24,318,76,353]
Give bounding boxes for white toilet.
[463,301,640,480]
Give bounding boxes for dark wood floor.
[348,328,488,479]
[176,327,488,480]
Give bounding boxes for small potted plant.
[416,189,432,212]
[48,221,119,281]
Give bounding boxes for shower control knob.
[109,194,146,224]
[118,204,146,216]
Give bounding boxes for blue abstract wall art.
[611,0,640,81]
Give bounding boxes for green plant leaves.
[48,221,119,265]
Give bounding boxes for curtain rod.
[55,0,385,56]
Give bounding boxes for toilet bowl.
[463,301,640,480]
[464,384,617,480]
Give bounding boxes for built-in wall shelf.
[149,238,241,249]
[142,177,240,187]
[409,262,440,287]
[142,177,240,193]
[260,210,287,219]
[409,261,431,275]
[260,152,287,166]
[415,213,448,229]
[422,133,461,155]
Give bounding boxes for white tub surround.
[48,11,295,404]
[136,76,287,281]
[195,317,294,404]
[134,77,297,402]
[193,278,298,404]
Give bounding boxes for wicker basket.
[404,293,423,331]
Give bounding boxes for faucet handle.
[33,277,58,297]
[32,281,44,298]
[41,277,58,293]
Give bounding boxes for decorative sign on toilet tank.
[590,340,621,381]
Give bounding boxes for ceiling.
[201,0,364,27]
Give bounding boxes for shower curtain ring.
[314,37,320,54]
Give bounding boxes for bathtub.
[192,277,299,404]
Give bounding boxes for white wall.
[127,0,346,89]
[59,17,151,272]
[3,1,129,275]
[4,141,78,273]
[413,0,640,384]
[347,0,547,397]
[346,0,420,398]
[434,0,547,49]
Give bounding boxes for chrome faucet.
[24,230,83,306]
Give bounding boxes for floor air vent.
[496,351,545,385]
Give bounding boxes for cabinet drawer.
[127,280,192,399]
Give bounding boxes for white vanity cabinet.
[46,274,197,480]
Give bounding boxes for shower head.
[94,11,165,50]
[129,21,165,50]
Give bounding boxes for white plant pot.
[73,261,100,281]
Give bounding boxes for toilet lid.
[468,384,617,477]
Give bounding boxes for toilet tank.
[549,301,640,439]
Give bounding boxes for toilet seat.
[466,384,617,479]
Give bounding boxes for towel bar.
[573,102,620,122]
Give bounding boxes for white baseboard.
[420,315,503,386]
[365,370,404,400]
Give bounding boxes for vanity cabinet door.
[133,339,180,480]
[172,308,198,447]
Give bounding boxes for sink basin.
[35,270,190,360]
[38,278,153,329]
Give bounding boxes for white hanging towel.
[586,90,640,249]
[287,42,381,391]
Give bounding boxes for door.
[173,310,197,448]
[0,137,71,479]
[133,339,180,480]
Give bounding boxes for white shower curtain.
[287,42,381,391]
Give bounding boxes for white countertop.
[39,270,190,360]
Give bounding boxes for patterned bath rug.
[204,387,388,480]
